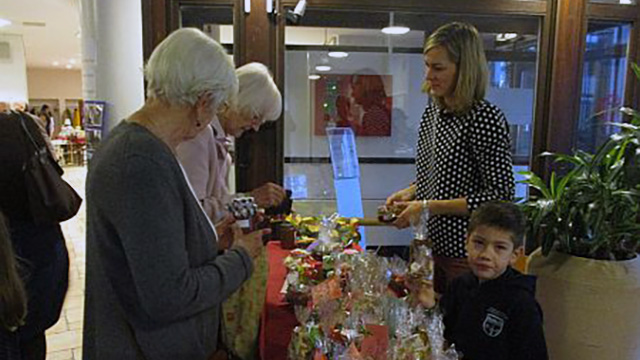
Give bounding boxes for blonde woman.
[386,22,515,293]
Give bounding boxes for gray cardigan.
[83,121,253,360]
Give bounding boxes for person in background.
[176,62,283,360]
[386,22,515,293]
[177,62,285,227]
[0,212,28,360]
[421,202,548,360]
[351,73,391,136]
[0,110,70,360]
[83,28,267,360]
[38,105,54,138]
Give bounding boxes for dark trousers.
[10,220,69,359]
[20,333,46,360]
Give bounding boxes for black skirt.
[0,328,21,360]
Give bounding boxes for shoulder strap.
[14,111,44,153]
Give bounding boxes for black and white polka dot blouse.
[415,100,515,258]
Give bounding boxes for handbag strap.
[14,111,65,175]
[15,111,46,154]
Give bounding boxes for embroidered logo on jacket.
[482,307,507,338]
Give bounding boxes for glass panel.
[284,11,540,246]
[576,21,631,153]
[180,5,234,51]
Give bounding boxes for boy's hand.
[406,278,437,309]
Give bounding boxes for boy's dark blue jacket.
[441,267,548,360]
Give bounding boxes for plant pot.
[527,249,640,360]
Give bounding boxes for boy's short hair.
[468,201,526,248]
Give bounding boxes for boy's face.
[466,225,523,281]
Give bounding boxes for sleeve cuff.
[230,247,254,280]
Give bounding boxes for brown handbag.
[16,111,82,224]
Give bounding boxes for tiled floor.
[46,166,87,360]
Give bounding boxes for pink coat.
[176,116,233,223]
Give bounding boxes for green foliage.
[519,65,640,260]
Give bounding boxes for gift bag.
[222,250,268,360]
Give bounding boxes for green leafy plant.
[519,63,640,260]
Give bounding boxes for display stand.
[326,127,367,248]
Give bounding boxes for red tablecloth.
[260,242,298,360]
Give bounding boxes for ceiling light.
[381,12,410,35]
[328,51,349,58]
[53,61,60,66]
[308,74,321,80]
[0,18,11,28]
[69,59,77,65]
[381,26,410,35]
[65,64,72,69]
[315,65,331,72]
[496,33,518,42]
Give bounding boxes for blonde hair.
[423,22,488,114]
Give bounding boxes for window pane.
[284,12,540,246]
[180,5,234,52]
[576,21,631,153]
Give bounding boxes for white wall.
[0,34,29,104]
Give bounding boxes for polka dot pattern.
[416,100,515,258]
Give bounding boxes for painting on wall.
[313,74,392,137]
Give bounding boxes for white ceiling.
[0,0,81,69]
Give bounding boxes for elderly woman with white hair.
[177,62,285,227]
[83,28,268,360]
[176,62,283,360]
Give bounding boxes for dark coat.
[0,111,69,341]
[441,267,548,360]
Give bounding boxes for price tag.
[360,324,389,360]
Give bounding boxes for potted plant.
[519,64,640,360]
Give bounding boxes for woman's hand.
[386,185,416,207]
[214,215,236,250]
[392,201,424,229]
[232,227,270,259]
[251,182,286,208]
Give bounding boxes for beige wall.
[27,67,82,102]
[27,68,83,134]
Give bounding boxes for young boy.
[438,201,548,360]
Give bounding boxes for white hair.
[145,28,238,109]
[236,63,282,122]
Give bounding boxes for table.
[260,242,298,360]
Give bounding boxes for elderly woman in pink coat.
[177,62,284,226]
[176,62,283,360]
